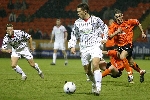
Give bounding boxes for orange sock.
[129,67,133,74]
[122,58,133,75]
[131,62,141,73]
[102,69,111,78]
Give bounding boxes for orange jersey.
[105,37,115,47]
[107,50,124,71]
[109,19,139,46]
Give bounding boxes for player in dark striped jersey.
[1,24,44,80]
[68,3,108,96]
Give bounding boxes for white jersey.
[68,15,108,49]
[1,30,30,50]
[52,25,67,43]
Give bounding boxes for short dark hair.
[114,8,122,14]
[77,3,89,13]
[6,23,13,29]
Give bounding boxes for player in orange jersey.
[102,50,127,79]
[109,9,146,83]
[105,19,116,51]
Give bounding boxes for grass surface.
[0,58,150,100]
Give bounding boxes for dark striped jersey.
[1,30,30,50]
[68,15,108,48]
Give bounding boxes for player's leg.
[27,59,44,79]
[61,43,68,66]
[81,51,96,94]
[51,49,58,65]
[128,57,146,83]
[23,47,44,79]
[119,49,134,83]
[99,59,107,71]
[11,57,27,80]
[91,47,103,96]
[51,42,58,65]
[11,50,27,80]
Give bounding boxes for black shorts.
[117,44,133,58]
[106,45,117,51]
[111,70,122,78]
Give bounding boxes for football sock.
[53,53,57,63]
[85,74,90,81]
[122,58,132,75]
[34,63,42,73]
[64,54,68,60]
[94,69,102,90]
[14,65,26,76]
[102,69,111,78]
[131,62,141,73]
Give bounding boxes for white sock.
[14,65,26,76]
[64,54,68,61]
[94,69,102,90]
[34,63,42,74]
[85,74,90,81]
[53,53,57,63]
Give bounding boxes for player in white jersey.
[50,19,68,66]
[68,3,108,96]
[1,24,44,81]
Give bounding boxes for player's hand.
[30,46,35,52]
[142,33,146,38]
[7,49,12,53]
[116,27,122,34]
[70,47,76,54]
[50,40,53,43]
[101,40,107,44]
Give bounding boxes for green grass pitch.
[0,58,150,100]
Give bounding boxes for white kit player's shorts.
[11,47,33,60]
[80,46,103,66]
[54,42,66,50]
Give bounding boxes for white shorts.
[80,46,103,66]
[54,42,66,50]
[11,47,33,60]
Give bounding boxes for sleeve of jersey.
[22,31,30,39]
[102,24,108,40]
[97,18,108,40]
[129,19,139,25]
[1,37,8,49]
[68,25,79,49]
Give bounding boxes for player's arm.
[102,51,108,55]
[1,49,12,53]
[64,31,68,42]
[1,38,11,53]
[28,35,34,52]
[97,17,108,44]
[50,28,55,43]
[109,27,122,39]
[68,24,79,54]
[138,23,146,38]
[50,33,54,43]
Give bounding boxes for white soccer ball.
[63,82,76,94]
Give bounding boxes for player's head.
[56,18,61,26]
[114,9,123,24]
[77,3,89,19]
[6,23,14,36]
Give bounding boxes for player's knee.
[28,62,35,67]
[11,64,16,68]
[120,55,126,60]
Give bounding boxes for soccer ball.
[63,81,76,94]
